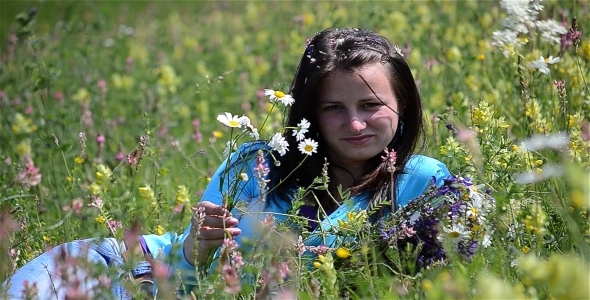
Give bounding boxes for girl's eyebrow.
[319,97,381,104]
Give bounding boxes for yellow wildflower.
[95,164,112,185]
[66,176,73,183]
[43,235,51,243]
[155,225,165,235]
[16,140,31,157]
[521,246,531,254]
[138,185,155,200]
[74,157,85,164]
[212,131,223,138]
[12,113,37,134]
[360,245,369,255]
[88,183,101,195]
[313,261,322,269]
[335,247,351,259]
[95,215,107,224]
[446,46,462,62]
[72,88,90,103]
[176,185,190,204]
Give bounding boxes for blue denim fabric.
[2,238,131,300]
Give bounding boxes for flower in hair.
[264,89,295,106]
[393,44,404,58]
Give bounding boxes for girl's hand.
[183,201,241,265]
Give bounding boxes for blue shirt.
[142,142,450,277]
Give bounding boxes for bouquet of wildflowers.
[376,175,495,271]
[190,88,319,292]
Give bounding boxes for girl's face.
[315,63,400,170]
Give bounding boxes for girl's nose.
[348,116,366,133]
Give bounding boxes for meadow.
[0,0,589,299]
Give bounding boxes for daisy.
[264,89,295,106]
[292,118,310,141]
[268,132,289,156]
[223,140,237,158]
[437,222,470,244]
[217,112,247,128]
[528,56,560,74]
[241,118,260,140]
[298,138,318,155]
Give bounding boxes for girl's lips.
[342,135,373,145]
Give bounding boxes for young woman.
[4,27,450,299]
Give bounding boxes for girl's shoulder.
[404,155,449,178]
[396,155,450,207]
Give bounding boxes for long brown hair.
[269,28,425,214]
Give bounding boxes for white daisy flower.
[217,112,247,128]
[437,222,470,244]
[247,127,260,140]
[241,117,260,140]
[528,56,560,74]
[268,132,289,156]
[292,118,311,141]
[264,89,295,106]
[223,140,237,158]
[298,138,318,155]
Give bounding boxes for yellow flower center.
[229,120,239,127]
[449,231,460,238]
[274,91,285,98]
[305,145,313,152]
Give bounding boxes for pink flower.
[72,198,84,215]
[96,134,105,145]
[221,263,241,294]
[192,118,200,128]
[24,105,33,115]
[278,261,291,280]
[126,149,138,165]
[381,147,397,173]
[261,214,275,229]
[54,91,64,102]
[16,160,42,187]
[97,79,107,92]
[232,251,244,268]
[115,148,125,161]
[293,235,306,255]
[221,238,238,254]
[87,196,103,210]
[108,220,122,231]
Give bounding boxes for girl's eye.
[324,105,342,111]
[363,102,382,109]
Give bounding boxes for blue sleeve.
[395,155,451,208]
[142,142,268,277]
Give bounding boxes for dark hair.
[269,27,425,214]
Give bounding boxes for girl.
[4,27,450,299]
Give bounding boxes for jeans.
[2,238,131,300]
